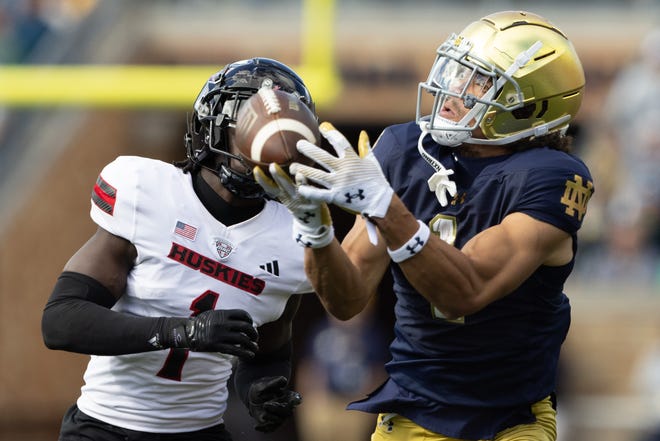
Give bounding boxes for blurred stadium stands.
[0,1,658,440]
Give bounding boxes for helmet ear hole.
[535,100,549,118]
[511,103,536,119]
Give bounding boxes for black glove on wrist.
[161,309,259,358]
[247,376,302,432]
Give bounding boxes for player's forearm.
[41,272,178,354]
[41,271,259,356]
[304,240,371,320]
[374,196,481,319]
[401,239,482,319]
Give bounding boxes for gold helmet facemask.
[415,10,585,147]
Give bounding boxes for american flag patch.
[175,221,198,240]
[91,175,116,215]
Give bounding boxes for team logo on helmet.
[213,238,235,260]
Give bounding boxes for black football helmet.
[185,57,316,199]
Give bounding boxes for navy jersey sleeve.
[372,126,400,178]
[515,153,594,235]
[372,122,425,191]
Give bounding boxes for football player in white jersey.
[42,58,325,441]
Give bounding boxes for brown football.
[234,87,320,169]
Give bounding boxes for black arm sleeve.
[234,339,293,406]
[41,271,186,355]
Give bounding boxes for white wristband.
[387,220,430,263]
[292,223,335,249]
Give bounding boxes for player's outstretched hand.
[247,376,302,432]
[291,122,394,220]
[254,163,334,248]
[162,309,259,358]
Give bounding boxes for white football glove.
[254,164,334,248]
[291,122,394,222]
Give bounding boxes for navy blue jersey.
[348,122,594,439]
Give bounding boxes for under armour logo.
[295,233,312,248]
[378,413,395,433]
[298,210,316,224]
[344,189,365,204]
[406,236,425,256]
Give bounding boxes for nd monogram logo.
[560,175,594,221]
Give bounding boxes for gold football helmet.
[416,10,585,147]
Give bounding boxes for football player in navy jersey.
[256,11,594,441]
[41,58,319,441]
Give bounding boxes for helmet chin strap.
[218,164,265,199]
[431,117,476,147]
[205,132,266,200]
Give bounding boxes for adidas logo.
[259,260,280,276]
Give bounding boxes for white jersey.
[77,155,313,433]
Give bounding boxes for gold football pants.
[370,396,556,441]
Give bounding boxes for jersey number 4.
[156,290,220,381]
